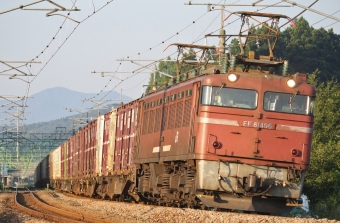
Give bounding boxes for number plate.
[242,121,275,130]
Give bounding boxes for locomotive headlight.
[286,79,296,88]
[227,73,238,82]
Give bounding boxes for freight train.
[35,12,316,214]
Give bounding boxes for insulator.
[221,54,228,73]
[230,56,236,71]
[282,60,289,75]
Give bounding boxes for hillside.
[23,104,120,134]
[0,87,134,124]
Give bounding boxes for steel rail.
[14,188,112,223]
[14,190,82,223]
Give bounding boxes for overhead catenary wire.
[312,9,340,28]
[280,0,319,28]
[20,0,115,124]
[86,8,218,103]
[124,11,211,59]
[89,1,236,103]
[22,0,80,125]
[90,0,294,106]
[13,0,340,124]
[324,21,339,29]
[21,1,214,110]
[29,0,115,83]
[90,51,178,106]
[1,2,214,126]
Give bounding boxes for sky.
[0,0,339,119]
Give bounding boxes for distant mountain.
[23,104,120,134]
[0,87,134,124]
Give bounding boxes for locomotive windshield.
[201,86,258,109]
[264,92,315,116]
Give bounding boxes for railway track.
[14,188,113,223]
[26,190,316,223]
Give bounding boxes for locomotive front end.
[194,70,316,213]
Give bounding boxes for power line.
[87,8,217,102]
[20,0,115,120]
[84,1,249,102]
[124,11,211,59]
[311,8,340,29]
[280,0,319,28]
[90,0,290,105]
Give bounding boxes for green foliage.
[229,38,241,56]
[146,56,176,93]
[308,71,340,143]
[304,70,340,219]
[275,17,340,80]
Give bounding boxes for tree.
[275,17,340,81]
[304,70,340,219]
[145,56,177,94]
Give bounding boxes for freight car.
[35,12,316,214]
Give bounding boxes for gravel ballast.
[1,191,338,223]
[32,191,339,223]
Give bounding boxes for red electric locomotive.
[36,12,316,214]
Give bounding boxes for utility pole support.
[0,0,81,22]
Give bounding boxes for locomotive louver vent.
[162,106,168,130]
[142,111,149,135]
[154,108,162,132]
[168,104,176,129]
[183,100,191,127]
[176,102,183,128]
[148,110,155,134]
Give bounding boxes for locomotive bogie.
[136,161,198,206]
